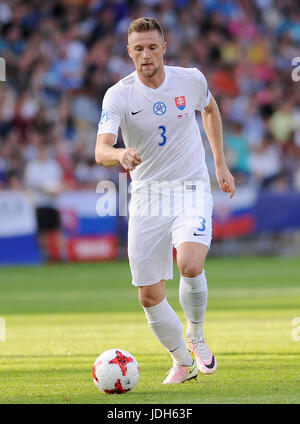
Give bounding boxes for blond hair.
[128,17,164,42]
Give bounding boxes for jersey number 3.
[158,126,167,146]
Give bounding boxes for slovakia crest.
[175,96,186,111]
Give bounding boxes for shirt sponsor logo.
[175,95,186,111]
[100,109,108,125]
[153,102,166,115]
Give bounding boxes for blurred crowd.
[0,0,300,194]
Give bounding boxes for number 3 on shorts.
[197,217,206,232]
[158,125,167,146]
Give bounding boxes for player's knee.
[138,292,162,308]
[179,262,203,278]
[138,284,165,308]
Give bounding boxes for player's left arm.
[201,95,236,199]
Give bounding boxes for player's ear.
[127,45,132,59]
[162,41,167,56]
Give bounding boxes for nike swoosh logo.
[189,368,195,375]
[131,110,143,115]
[193,233,204,236]
[205,356,215,369]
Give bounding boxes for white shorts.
[128,180,213,286]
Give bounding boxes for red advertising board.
[67,235,119,262]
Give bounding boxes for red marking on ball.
[92,360,102,382]
[104,379,131,394]
[109,350,133,376]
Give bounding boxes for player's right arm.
[95,85,142,171]
[95,133,142,171]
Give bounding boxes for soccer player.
[95,17,235,384]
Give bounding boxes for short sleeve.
[194,69,211,112]
[97,85,123,144]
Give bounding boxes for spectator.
[249,133,285,189]
[225,121,250,176]
[24,143,65,262]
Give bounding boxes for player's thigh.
[128,216,173,286]
[172,202,213,253]
[172,181,213,277]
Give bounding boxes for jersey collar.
[135,66,169,93]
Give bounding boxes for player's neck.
[137,66,165,89]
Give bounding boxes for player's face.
[127,30,166,79]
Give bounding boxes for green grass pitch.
[0,257,299,404]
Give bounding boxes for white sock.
[179,271,208,342]
[143,297,193,366]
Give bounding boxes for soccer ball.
[92,349,140,394]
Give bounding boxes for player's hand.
[216,164,236,199]
[118,148,142,171]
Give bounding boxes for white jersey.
[97,65,211,183]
